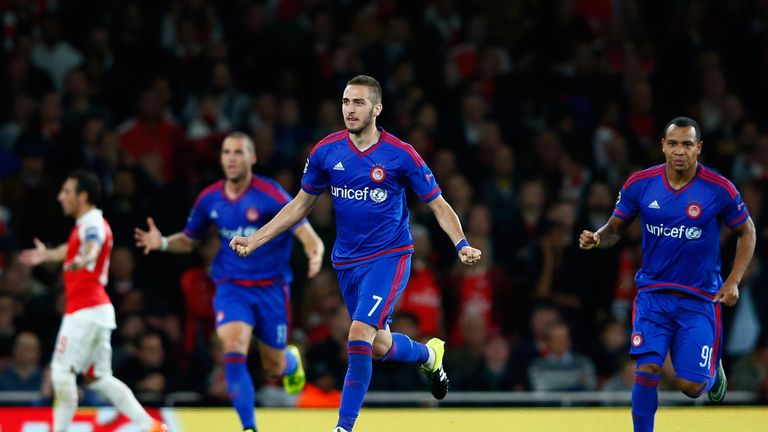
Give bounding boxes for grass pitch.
[174,407,768,432]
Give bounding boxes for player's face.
[342,85,380,134]
[662,125,701,172]
[57,178,82,216]
[220,137,256,182]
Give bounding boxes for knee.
[677,378,706,397]
[372,339,390,359]
[219,334,249,354]
[51,367,77,396]
[347,321,376,344]
[637,363,662,375]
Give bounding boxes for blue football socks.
[632,371,660,432]
[224,352,255,430]
[337,341,373,431]
[379,333,429,363]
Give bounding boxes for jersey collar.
[662,163,700,194]
[346,126,385,157]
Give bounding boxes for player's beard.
[347,107,374,135]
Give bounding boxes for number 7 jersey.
[612,164,749,301]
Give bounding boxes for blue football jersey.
[184,175,307,285]
[613,164,749,301]
[301,128,441,269]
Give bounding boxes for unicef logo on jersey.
[370,188,388,203]
[645,223,703,240]
[220,226,258,240]
[685,227,702,240]
[330,185,388,203]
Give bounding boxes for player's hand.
[579,230,600,250]
[18,238,47,267]
[134,217,162,255]
[459,246,482,265]
[713,280,739,306]
[229,235,255,257]
[305,245,323,278]
[63,255,85,271]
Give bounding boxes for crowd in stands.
[0,0,767,405]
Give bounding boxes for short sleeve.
[721,190,749,229]
[613,182,640,222]
[300,148,330,195]
[82,225,103,243]
[403,149,441,202]
[184,195,210,239]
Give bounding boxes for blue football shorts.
[630,291,722,383]
[212,280,290,349]
[336,253,412,330]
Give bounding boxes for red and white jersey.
[63,208,113,315]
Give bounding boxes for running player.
[579,117,756,432]
[134,132,324,432]
[229,75,482,432]
[19,170,167,432]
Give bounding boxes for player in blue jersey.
[134,132,324,432]
[579,117,756,432]
[229,75,482,432]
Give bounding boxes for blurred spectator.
[444,312,487,388]
[0,331,43,391]
[397,224,443,338]
[731,333,768,398]
[458,333,515,391]
[115,332,178,399]
[0,294,18,360]
[527,321,597,391]
[510,304,562,389]
[591,319,629,381]
[305,305,351,390]
[601,356,636,393]
[118,89,184,182]
[31,15,82,90]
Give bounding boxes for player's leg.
[84,327,165,432]
[670,299,722,400]
[368,255,447,399]
[629,293,675,432]
[252,283,304,394]
[50,318,80,432]
[214,283,258,432]
[333,265,376,432]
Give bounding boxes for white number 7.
[367,295,383,317]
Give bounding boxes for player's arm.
[64,239,101,271]
[18,238,67,266]
[714,216,756,306]
[579,216,631,250]
[134,217,199,255]
[427,195,482,265]
[231,190,319,257]
[293,223,325,277]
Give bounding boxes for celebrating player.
[229,75,482,432]
[134,132,324,432]
[579,117,756,432]
[19,170,167,432]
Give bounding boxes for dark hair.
[347,75,382,104]
[68,170,101,204]
[664,116,701,142]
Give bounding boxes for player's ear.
[373,103,382,117]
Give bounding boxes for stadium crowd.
[0,0,767,406]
